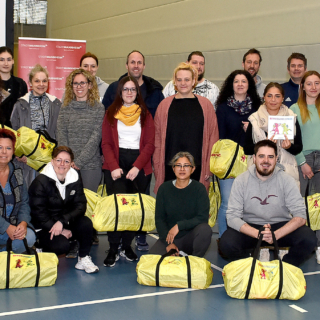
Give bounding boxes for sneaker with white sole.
[278,249,288,261]
[316,247,320,264]
[75,256,99,273]
[120,247,138,261]
[104,250,119,267]
[259,248,270,262]
[135,235,149,251]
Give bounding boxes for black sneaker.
[120,247,138,261]
[66,241,79,259]
[104,250,119,267]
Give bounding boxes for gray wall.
[47,0,320,88]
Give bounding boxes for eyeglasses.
[123,87,137,93]
[55,159,71,165]
[73,81,88,88]
[174,164,193,169]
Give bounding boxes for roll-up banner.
[1,0,14,49]
[18,37,86,100]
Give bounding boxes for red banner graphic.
[18,37,86,100]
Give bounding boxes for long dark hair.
[0,76,3,105]
[216,70,261,110]
[107,76,148,127]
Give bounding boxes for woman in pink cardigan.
[154,62,219,194]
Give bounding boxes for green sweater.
[291,103,320,165]
[155,180,210,243]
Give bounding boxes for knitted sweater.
[57,100,105,170]
[290,103,320,165]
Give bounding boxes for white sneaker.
[259,248,270,262]
[75,256,99,273]
[278,249,288,261]
[316,247,320,264]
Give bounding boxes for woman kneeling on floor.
[150,152,212,257]
[29,146,99,273]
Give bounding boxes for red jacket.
[102,111,155,175]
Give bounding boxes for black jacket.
[29,174,87,231]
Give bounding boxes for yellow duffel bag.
[15,127,56,171]
[84,189,102,220]
[304,178,320,231]
[0,239,58,289]
[208,178,221,227]
[210,139,247,179]
[136,250,213,289]
[84,190,156,232]
[222,229,306,300]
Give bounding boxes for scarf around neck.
[227,95,252,115]
[114,104,141,126]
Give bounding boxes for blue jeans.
[217,179,234,237]
[0,228,36,253]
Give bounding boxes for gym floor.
[0,225,319,320]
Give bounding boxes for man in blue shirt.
[281,53,307,107]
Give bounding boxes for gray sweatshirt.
[226,164,306,231]
[57,100,105,170]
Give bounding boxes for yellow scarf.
[114,104,141,126]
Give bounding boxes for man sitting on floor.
[219,140,316,267]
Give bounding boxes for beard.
[256,163,275,177]
[198,71,204,82]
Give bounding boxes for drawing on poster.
[268,116,294,140]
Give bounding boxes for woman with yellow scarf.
[101,76,155,267]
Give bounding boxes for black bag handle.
[6,238,41,289]
[304,171,320,228]
[245,227,283,299]
[155,249,192,288]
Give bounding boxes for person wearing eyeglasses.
[150,151,212,257]
[29,146,99,273]
[153,62,218,195]
[11,64,61,187]
[57,69,104,192]
[101,76,155,267]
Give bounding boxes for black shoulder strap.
[223,143,240,179]
[138,193,145,232]
[114,194,119,232]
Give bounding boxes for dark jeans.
[104,148,151,249]
[149,223,212,258]
[164,165,202,182]
[219,221,317,267]
[37,216,93,257]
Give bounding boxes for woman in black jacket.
[29,146,99,273]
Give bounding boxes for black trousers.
[37,216,93,257]
[104,148,151,250]
[149,223,212,258]
[219,221,317,267]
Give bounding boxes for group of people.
[0,45,319,277]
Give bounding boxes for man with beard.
[102,50,164,118]
[162,51,220,109]
[281,53,307,107]
[242,48,266,98]
[219,140,316,267]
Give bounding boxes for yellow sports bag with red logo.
[304,176,320,231]
[210,139,247,179]
[136,250,213,289]
[15,127,56,171]
[84,189,156,232]
[208,179,221,227]
[222,228,306,300]
[0,239,58,289]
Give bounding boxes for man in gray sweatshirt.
[220,140,316,266]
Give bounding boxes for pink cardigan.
[153,94,219,194]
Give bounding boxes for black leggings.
[37,216,93,257]
[104,148,151,250]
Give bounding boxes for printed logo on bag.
[167,258,182,265]
[251,195,278,205]
[14,257,35,269]
[70,190,76,195]
[241,155,246,162]
[258,263,276,281]
[314,200,319,208]
[17,132,21,137]
[41,142,46,150]
[117,194,139,206]
[211,153,221,157]
[16,259,23,268]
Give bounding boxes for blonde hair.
[173,62,198,91]
[297,70,320,124]
[63,68,99,107]
[29,64,49,83]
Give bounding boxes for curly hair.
[173,62,198,91]
[63,68,99,107]
[216,70,261,110]
[107,76,148,127]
